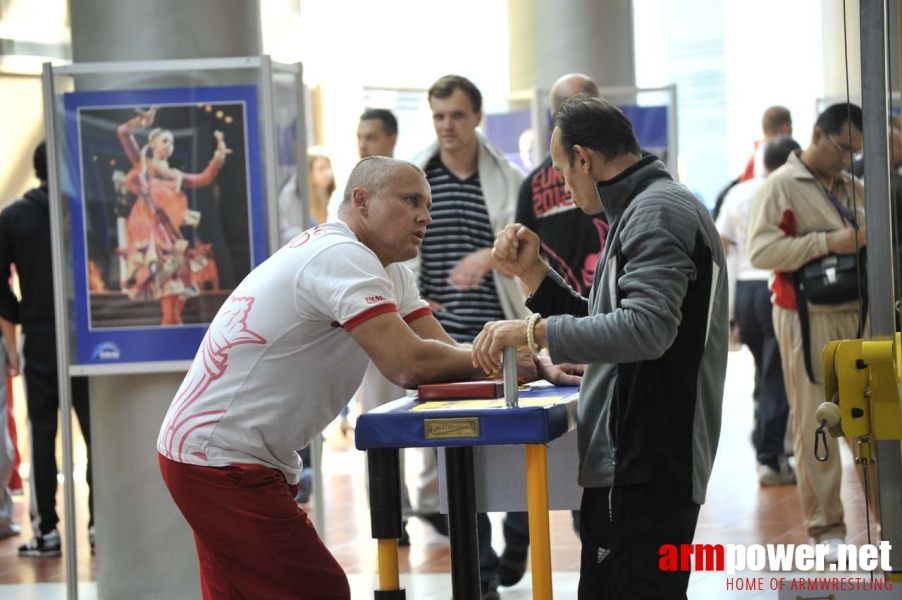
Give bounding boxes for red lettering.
[288,225,323,248]
[658,544,678,571]
[533,186,573,217]
[679,544,693,571]
[531,168,571,218]
[694,544,725,571]
[732,578,763,590]
[534,167,562,189]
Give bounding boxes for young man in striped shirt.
[411,75,528,600]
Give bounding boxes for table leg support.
[367,448,405,599]
[445,446,481,600]
[526,443,553,600]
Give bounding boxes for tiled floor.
[0,348,891,598]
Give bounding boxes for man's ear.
[812,126,824,145]
[352,187,368,214]
[573,145,592,173]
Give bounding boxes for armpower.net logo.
[659,542,894,593]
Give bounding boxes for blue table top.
[355,385,579,450]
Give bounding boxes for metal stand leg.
[367,448,406,600]
[526,443,553,599]
[311,434,326,537]
[446,446,481,600]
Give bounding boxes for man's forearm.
[519,261,550,293]
[401,339,486,387]
[525,268,590,318]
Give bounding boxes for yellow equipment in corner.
[819,335,902,444]
[819,336,902,585]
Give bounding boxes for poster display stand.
[42,56,305,600]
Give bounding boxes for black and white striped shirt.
[419,156,504,343]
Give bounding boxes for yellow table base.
[377,538,400,591]
[526,443,553,600]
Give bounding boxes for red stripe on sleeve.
[342,303,398,331]
[772,209,799,310]
[402,306,433,324]
[778,209,797,237]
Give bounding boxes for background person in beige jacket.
[747,103,871,563]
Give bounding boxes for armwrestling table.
[355,385,579,600]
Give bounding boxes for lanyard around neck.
[798,159,859,229]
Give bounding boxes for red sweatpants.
[158,454,350,600]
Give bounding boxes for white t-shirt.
[157,221,431,483]
[715,177,770,281]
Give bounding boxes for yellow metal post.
[526,443,553,600]
[377,538,400,591]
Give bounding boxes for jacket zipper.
[608,363,620,522]
[607,483,615,522]
[608,444,618,522]
[605,249,622,524]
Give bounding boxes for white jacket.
[410,131,529,321]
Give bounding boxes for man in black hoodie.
[0,142,94,557]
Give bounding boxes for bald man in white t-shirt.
[157,156,579,600]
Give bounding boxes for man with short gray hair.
[158,156,573,599]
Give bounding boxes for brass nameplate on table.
[424,417,481,440]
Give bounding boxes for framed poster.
[63,84,267,366]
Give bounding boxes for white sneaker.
[758,460,796,486]
[821,537,846,564]
[0,521,21,539]
[18,528,62,558]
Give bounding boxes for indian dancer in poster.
[117,106,232,325]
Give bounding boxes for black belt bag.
[795,251,866,305]
[792,248,867,383]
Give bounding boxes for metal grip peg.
[503,346,518,408]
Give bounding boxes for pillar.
[66,2,261,598]
[507,0,635,92]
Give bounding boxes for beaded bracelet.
[526,312,543,355]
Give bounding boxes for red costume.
[117,117,223,325]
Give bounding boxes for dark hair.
[762,106,792,135]
[763,135,801,172]
[816,103,863,135]
[428,75,482,113]
[34,141,47,183]
[552,95,641,163]
[360,108,398,137]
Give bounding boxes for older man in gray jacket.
[474,95,729,599]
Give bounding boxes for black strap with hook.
[814,420,830,462]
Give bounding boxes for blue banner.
[63,85,267,366]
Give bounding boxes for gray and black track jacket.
[527,156,729,505]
